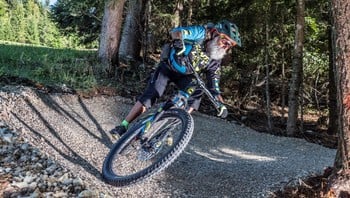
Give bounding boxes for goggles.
[217,33,236,49]
[210,29,236,49]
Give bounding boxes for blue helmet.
[215,20,242,47]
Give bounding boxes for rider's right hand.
[217,104,228,118]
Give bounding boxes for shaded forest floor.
[0,75,338,197]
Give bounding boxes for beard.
[206,37,227,60]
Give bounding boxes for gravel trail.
[0,86,336,197]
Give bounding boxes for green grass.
[0,41,99,90]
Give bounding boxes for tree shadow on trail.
[12,110,102,180]
[9,93,117,183]
[33,91,113,147]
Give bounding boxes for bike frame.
[132,57,222,139]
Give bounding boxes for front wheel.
[102,108,194,186]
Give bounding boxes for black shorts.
[138,62,196,108]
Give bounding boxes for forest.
[0,0,332,135]
[0,0,350,197]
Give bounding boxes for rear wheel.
[102,108,194,186]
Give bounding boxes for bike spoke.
[102,108,194,186]
[109,116,184,177]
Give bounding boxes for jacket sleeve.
[187,60,222,110]
[205,60,222,96]
[170,26,206,43]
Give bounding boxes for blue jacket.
[170,25,207,44]
[166,25,221,96]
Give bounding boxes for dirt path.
[1,86,336,197]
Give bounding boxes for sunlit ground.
[193,147,277,163]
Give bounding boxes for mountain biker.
[110,20,242,139]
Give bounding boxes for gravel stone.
[0,86,336,197]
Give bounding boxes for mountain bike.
[102,56,227,187]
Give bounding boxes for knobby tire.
[102,108,194,186]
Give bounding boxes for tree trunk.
[281,12,287,123]
[187,0,193,25]
[142,0,151,63]
[286,0,305,136]
[98,0,126,77]
[119,0,147,62]
[332,0,350,171]
[328,0,350,196]
[265,11,272,132]
[327,8,338,136]
[173,0,183,27]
